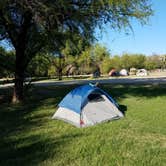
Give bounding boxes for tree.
[92,44,110,66]
[100,56,112,74]
[145,55,162,70]
[0,0,153,103]
[78,48,92,74]
[121,53,146,70]
[109,55,122,70]
[27,53,52,77]
[0,46,15,78]
[161,55,166,69]
[51,53,66,80]
[144,58,157,70]
[60,35,91,77]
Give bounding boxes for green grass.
[0,85,166,166]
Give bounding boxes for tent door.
[82,94,119,124]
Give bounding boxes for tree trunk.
[12,50,25,103]
[58,68,62,80]
[58,55,63,80]
[12,73,24,103]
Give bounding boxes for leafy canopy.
[0,0,153,53]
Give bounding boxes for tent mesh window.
[88,93,105,102]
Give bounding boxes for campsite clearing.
[0,85,166,166]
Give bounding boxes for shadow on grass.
[0,131,84,166]
[99,84,166,100]
[0,91,84,165]
[0,84,166,165]
[119,105,127,116]
[0,86,79,165]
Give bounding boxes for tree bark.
[12,74,24,103]
[58,55,63,80]
[58,68,62,80]
[12,50,25,103]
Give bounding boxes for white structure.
[119,69,128,76]
[136,69,148,76]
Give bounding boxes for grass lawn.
[0,84,166,166]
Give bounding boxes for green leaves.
[0,46,15,77]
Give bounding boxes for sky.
[1,0,166,56]
[97,0,166,56]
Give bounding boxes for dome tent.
[119,69,128,76]
[136,69,148,76]
[52,84,124,127]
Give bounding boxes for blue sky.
[97,0,166,56]
[1,0,165,56]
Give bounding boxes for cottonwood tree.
[0,0,153,103]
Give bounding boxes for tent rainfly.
[52,84,124,127]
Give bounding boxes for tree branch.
[0,10,17,49]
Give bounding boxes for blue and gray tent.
[52,84,124,127]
